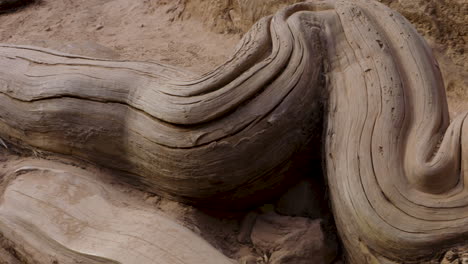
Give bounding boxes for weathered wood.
[0,158,234,264]
[0,0,467,262]
[0,10,325,207]
[320,1,468,263]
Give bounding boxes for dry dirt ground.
[0,0,241,73]
[0,0,466,263]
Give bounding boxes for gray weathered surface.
[0,0,467,263]
[0,9,324,206]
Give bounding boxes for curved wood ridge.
[323,1,468,263]
[0,4,326,206]
[0,0,466,262]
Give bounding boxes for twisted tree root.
[0,0,466,262]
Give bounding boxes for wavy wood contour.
[0,0,466,262]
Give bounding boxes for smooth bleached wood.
[0,158,235,264]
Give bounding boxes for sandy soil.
[0,0,241,74]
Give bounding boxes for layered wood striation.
[0,0,467,263]
[0,7,325,206]
[322,1,468,263]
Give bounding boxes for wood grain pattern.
[0,9,325,206]
[0,158,234,264]
[0,0,466,262]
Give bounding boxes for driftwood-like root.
[0,0,467,263]
[0,11,325,207]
